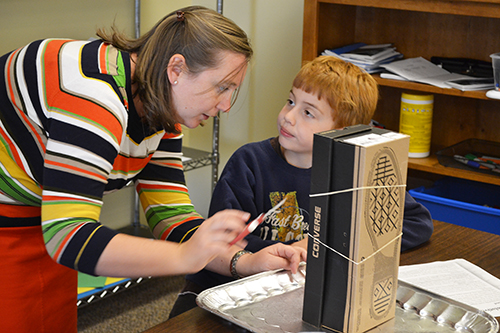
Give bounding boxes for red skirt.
[0,226,77,332]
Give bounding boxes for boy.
[169,56,433,317]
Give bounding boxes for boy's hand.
[235,243,307,278]
[291,236,308,251]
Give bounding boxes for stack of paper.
[399,259,500,317]
[380,57,472,88]
[322,43,403,73]
[444,77,494,91]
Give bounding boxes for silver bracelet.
[230,250,251,279]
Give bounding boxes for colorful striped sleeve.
[40,39,128,274]
[0,39,131,275]
[136,131,204,243]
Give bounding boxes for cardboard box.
[302,125,409,333]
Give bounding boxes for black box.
[302,125,409,332]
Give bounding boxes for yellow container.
[399,93,433,158]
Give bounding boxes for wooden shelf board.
[317,0,500,18]
[374,75,492,100]
[409,156,500,185]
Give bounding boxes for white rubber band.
[307,232,402,265]
[309,184,406,198]
[308,183,405,264]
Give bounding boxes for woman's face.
[171,51,248,129]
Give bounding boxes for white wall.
[0,0,135,55]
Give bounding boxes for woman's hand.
[235,243,307,278]
[178,209,249,273]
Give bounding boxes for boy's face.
[277,87,337,167]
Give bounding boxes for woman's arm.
[94,210,248,277]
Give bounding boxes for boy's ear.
[167,54,186,85]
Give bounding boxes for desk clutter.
[399,259,500,318]
[436,139,500,176]
[145,221,500,333]
[321,43,497,93]
[408,139,500,235]
[322,43,403,74]
[195,264,499,333]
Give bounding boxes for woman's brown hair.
[97,6,253,133]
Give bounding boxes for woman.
[0,6,305,332]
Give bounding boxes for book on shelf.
[444,77,494,91]
[322,43,403,74]
[380,57,471,89]
[379,71,409,81]
[431,56,494,78]
[341,45,399,64]
[322,50,394,73]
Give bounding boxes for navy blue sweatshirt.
[187,138,433,289]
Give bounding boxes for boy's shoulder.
[226,138,279,167]
[233,138,274,155]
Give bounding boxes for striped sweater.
[0,39,203,275]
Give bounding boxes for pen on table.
[464,154,497,169]
[454,155,487,169]
[455,155,500,173]
[478,155,500,167]
[480,155,500,163]
[464,154,500,172]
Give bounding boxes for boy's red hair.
[293,56,378,128]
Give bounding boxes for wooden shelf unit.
[302,0,500,186]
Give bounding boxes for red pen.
[229,213,265,246]
[229,198,287,246]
